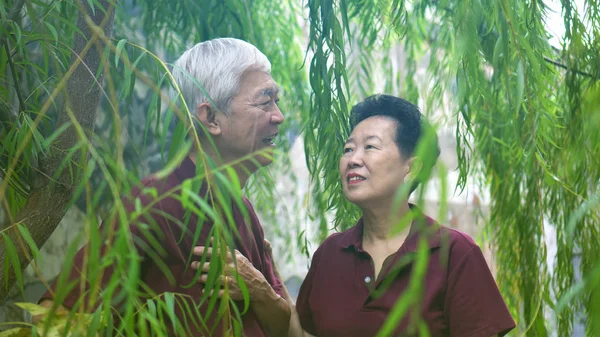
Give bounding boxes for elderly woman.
[294,95,516,337]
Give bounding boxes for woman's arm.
[263,240,314,337]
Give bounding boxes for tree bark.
[0,0,116,304]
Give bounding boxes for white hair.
[170,38,271,118]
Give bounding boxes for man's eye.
[343,147,353,153]
[261,101,271,106]
[275,99,280,106]
[365,145,376,149]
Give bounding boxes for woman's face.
[340,116,411,208]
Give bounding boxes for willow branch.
[0,0,26,127]
[4,43,26,115]
[0,0,25,35]
[543,57,594,78]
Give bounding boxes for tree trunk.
[0,0,116,304]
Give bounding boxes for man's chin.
[240,153,274,173]
[256,147,276,165]
[254,154,274,168]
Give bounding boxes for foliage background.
[0,0,599,335]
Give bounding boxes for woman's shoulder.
[302,225,360,275]
[323,223,362,247]
[439,226,478,247]
[436,225,486,264]
[309,223,362,259]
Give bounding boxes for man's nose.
[271,106,285,125]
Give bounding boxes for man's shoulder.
[123,171,183,209]
[138,171,180,193]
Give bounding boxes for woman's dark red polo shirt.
[296,212,516,337]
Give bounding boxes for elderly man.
[37,38,291,336]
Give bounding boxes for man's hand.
[264,239,273,257]
[191,244,291,336]
[191,246,271,302]
[32,300,69,324]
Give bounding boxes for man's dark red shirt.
[41,157,283,336]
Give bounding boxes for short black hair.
[349,94,441,192]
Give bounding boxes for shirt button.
[364,276,371,284]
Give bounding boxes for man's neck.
[188,152,252,189]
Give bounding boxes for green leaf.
[164,292,177,328]
[85,307,104,336]
[556,277,588,314]
[16,224,42,265]
[0,327,30,337]
[566,192,600,239]
[87,0,96,16]
[44,21,59,43]
[0,45,7,78]
[146,299,157,319]
[492,34,503,66]
[0,1,7,21]
[10,21,22,43]
[14,302,49,316]
[115,39,127,68]
[154,140,192,180]
[375,239,429,337]
[2,233,23,294]
[41,123,71,154]
[182,189,219,224]
[515,60,525,113]
[235,273,251,314]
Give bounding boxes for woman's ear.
[196,102,222,136]
[406,156,422,181]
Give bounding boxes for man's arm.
[193,247,291,337]
[248,278,292,337]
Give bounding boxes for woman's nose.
[347,151,363,168]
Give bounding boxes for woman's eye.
[343,147,353,153]
[365,145,376,149]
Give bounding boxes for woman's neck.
[362,201,412,244]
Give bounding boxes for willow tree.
[1,0,599,335]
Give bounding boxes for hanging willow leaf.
[0,328,29,337]
[115,38,127,68]
[2,233,23,294]
[375,238,429,337]
[515,60,525,113]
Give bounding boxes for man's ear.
[196,102,222,136]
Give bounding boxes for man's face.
[215,70,284,171]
